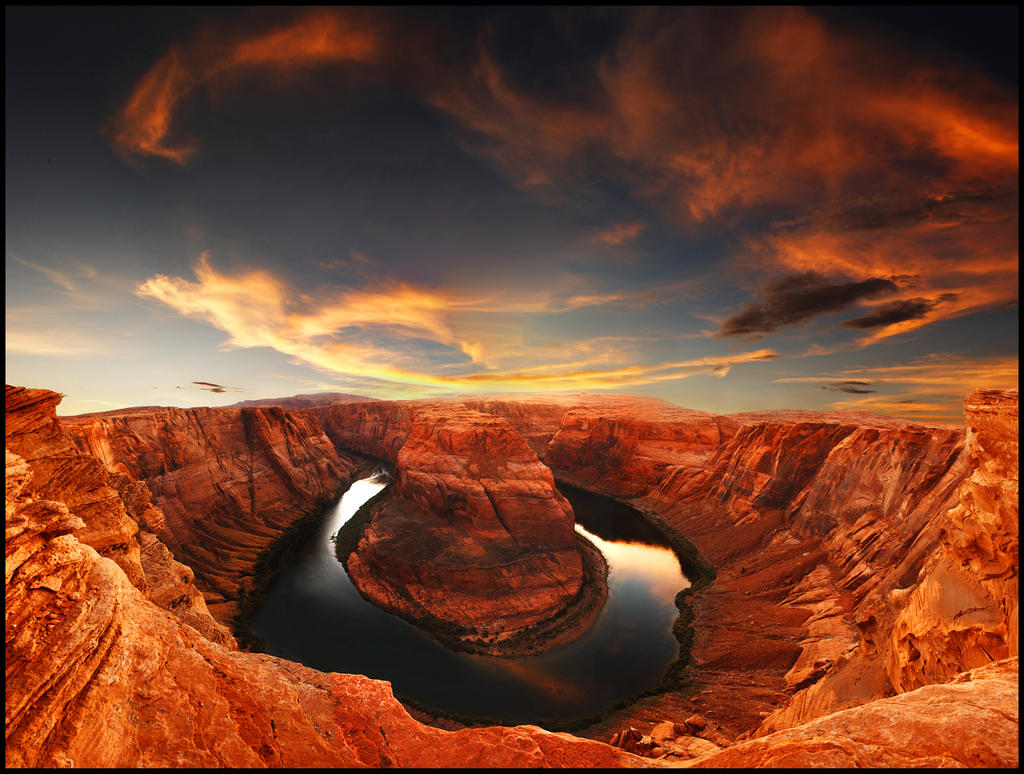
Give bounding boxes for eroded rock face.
[63,402,359,621]
[4,447,645,769]
[753,390,1018,735]
[346,408,589,646]
[591,412,971,739]
[5,387,232,647]
[690,658,1018,768]
[309,400,415,462]
[8,385,1017,768]
[544,401,736,498]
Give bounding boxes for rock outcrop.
[755,388,1018,734]
[345,408,601,651]
[5,387,231,647]
[63,403,359,622]
[690,658,1018,768]
[544,400,736,498]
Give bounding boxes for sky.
[5,6,1018,422]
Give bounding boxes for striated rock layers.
[62,402,360,622]
[345,408,597,650]
[5,441,645,768]
[5,387,232,647]
[582,392,1016,747]
[755,388,1019,734]
[690,657,1018,768]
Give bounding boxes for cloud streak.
[779,354,1018,422]
[107,9,380,162]
[719,271,898,337]
[137,256,779,393]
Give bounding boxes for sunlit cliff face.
[5,7,1017,419]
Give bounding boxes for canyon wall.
[755,388,1018,734]
[5,387,231,646]
[63,403,359,622]
[345,408,596,651]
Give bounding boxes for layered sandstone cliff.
[63,403,359,622]
[345,408,602,652]
[754,388,1018,734]
[5,387,231,646]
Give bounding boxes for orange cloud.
[107,9,380,162]
[594,222,647,246]
[741,188,1018,345]
[434,8,1017,224]
[137,256,779,394]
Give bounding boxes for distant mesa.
[228,392,379,409]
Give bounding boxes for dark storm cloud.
[841,298,937,330]
[820,380,877,394]
[719,272,898,337]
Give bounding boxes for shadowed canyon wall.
[63,403,360,622]
[5,387,232,646]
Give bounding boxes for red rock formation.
[690,658,1018,768]
[63,403,359,622]
[309,400,415,461]
[573,412,968,739]
[544,400,736,498]
[5,387,232,647]
[346,408,593,648]
[4,445,645,769]
[229,392,376,409]
[5,384,1019,767]
[756,388,1018,734]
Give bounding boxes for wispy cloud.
[137,255,779,393]
[594,222,647,246]
[431,8,1016,222]
[5,329,110,357]
[106,9,380,163]
[177,381,244,394]
[429,7,1017,350]
[719,271,898,338]
[8,253,99,294]
[820,380,876,394]
[777,354,1018,421]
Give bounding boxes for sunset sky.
[6,7,1018,421]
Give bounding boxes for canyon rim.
[5,5,1019,769]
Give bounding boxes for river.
[250,469,689,725]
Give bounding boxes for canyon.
[5,383,1018,767]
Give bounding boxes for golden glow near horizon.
[5,7,1018,420]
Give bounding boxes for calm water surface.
[250,470,688,724]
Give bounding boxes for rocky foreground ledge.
[5,385,1018,767]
